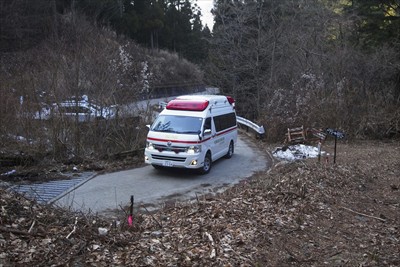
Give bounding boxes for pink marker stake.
[128,195,134,226]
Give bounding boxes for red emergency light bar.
[166,99,209,111]
[226,96,235,105]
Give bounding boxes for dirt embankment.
[0,140,399,266]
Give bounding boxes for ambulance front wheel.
[225,141,234,159]
[152,164,163,170]
[199,152,212,175]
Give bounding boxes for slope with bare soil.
[0,140,399,266]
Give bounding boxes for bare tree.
[209,0,400,140]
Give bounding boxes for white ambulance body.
[144,95,237,174]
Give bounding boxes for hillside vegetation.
[0,12,203,166]
[208,0,400,141]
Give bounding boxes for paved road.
[55,135,269,215]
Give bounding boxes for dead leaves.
[0,141,399,266]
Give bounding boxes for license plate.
[162,161,173,167]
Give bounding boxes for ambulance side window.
[213,112,236,132]
[204,117,211,131]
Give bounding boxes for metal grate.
[9,172,94,204]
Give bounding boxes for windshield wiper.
[179,130,201,134]
[154,129,174,133]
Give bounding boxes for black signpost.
[326,128,345,164]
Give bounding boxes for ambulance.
[144,95,237,174]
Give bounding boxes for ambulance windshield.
[151,115,203,134]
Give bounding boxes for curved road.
[56,135,269,215]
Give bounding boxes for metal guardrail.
[237,116,265,137]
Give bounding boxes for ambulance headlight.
[187,145,201,154]
[146,142,155,150]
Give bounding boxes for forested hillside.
[0,0,211,63]
[0,0,399,167]
[0,0,206,164]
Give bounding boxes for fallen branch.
[66,217,78,239]
[340,206,386,222]
[205,232,216,259]
[142,205,163,229]
[28,220,36,233]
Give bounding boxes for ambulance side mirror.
[204,129,212,136]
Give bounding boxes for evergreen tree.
[183,10,209,64]
[162,0,193,53]
[70,0,208,62]
[345,0,400,49]
[137,0,165,50]
[0,0,54,52]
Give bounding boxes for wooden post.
[318,140,322,163]
[334,134,337,164]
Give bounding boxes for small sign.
[326,128,345,139]
[325,128,345,164]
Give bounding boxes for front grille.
[151,155,186,162]
[153,144,186,153]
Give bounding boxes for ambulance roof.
[163,95,235,115]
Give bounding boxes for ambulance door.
[212,114,227,159]
[212,116,225,160]
[203,117,218,158]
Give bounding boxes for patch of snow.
[1,170,16,176]
[16,136,26,141]
[7,134,27,142]
[34,95,117,122]
[273,144,323,161]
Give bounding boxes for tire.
[152,164,163,170]
[199,152,212,174]
[225,141,234,159]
